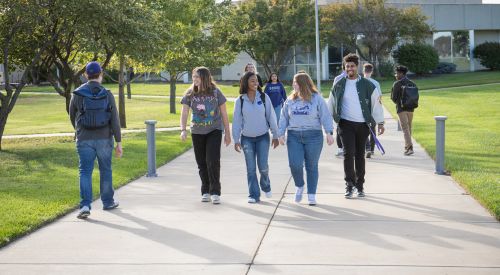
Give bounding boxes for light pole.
[315,0,321,91]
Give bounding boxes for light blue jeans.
[241,133,271,201]
[286,130,324,194]
[76,138,115,209]
[274,105,282,124]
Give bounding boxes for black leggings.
[192,130,222,195]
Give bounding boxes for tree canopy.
[321,0,431,74]
[214,0,316,78]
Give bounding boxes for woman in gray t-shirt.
[180,67,231,204]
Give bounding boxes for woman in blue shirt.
[278,72,334,206]
[264,72,287,122]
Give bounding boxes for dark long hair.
[239,71,257,95]
[266,72,281,84]
[185,66,217,96]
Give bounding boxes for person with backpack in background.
[328,54,385,199]
[264,72,287,122]
[363,63,382,158]
[391,65,418,156]
[244,63,263,91]
[180,67,231,204]
[233,72,279,203]
[279,72,335,206]
[69,61,122,219]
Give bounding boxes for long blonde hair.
[291,72,318,101]
[185,66,217,96]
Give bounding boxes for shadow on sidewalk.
[86,209,252,264]
[269,200,499,251]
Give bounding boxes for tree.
[34,0,115,113]
[154,0,237,114]
[214,0,315,77]
[321,0,431,76]
[99,0,159,127]
[34,0,158,129]
[0,0,56,150]
[393,43,439,75]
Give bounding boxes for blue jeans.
[274,105,282,124]
[241,133,271,201]
[76,138,115,209]
[286,130,323,194]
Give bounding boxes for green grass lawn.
[21,71,500,99]
[5,94,235,135]
[383,84,500,219]
[0,131,193,247]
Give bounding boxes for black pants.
[336,127,343,149]
[338,119,370,191]
[365,124,376,152]
[192,129,222,195]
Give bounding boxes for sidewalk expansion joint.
[245,176,292,275]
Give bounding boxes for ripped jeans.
[241,132,271,201]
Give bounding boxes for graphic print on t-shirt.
[291,101,311,115]
[191,95,218,127]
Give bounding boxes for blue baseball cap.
[85,61,102,75]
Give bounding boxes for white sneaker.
[77,206,90,219]
[295,186,304,203]
[211,195,221,204]
[336,148,344,156]
[265,191,272,198]
[201,193,210,202]
[308,194,317,206]
[248,197,257,203]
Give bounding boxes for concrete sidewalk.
[0,110,499,275]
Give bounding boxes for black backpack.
[77,88,112,129]
[240,91,269,126]
[400,82,419,109]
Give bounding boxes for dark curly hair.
[343,53,359,66]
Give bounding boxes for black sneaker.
[344,187,353,198]
[103,201,119,210]
[366,151,372,158]
[357,190,365,197]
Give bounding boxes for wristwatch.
[328,131,334,135]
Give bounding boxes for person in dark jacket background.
[391,65,416,156]
[69,61,122,219]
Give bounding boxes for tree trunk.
[126,70,132,99]
[0,115,6,151]
[118,55,127,128]
[169,74,177,114]
[65,92,71,114]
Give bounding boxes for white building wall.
[221,52,256,81]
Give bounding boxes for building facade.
[220,0,500,81]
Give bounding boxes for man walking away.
[391,65,417,156]
[363,63,382,158]
[69,61,122,219]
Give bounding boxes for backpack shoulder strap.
[239,95,244,116]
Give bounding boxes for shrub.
[377,61,394,77]
[393,43,439,75]
[432,62,457,74]
[473,42,500,70]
